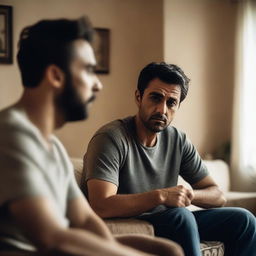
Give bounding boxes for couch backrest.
[71,158,230,193]
[71,157,84,185]
[204,160,230,192]
[178,160,230,193]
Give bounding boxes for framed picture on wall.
[93,28,110,74]
[0,5,13,64]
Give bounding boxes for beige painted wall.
[0,0,163,157]
[164,0,237,157]
[0,0,238,158]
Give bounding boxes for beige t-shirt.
[0,106,82,251]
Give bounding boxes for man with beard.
[0,19,183,256]
[84,62,256,256]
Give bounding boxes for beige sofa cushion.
[72,157,83,185]
[204,160,230,193]
[105,218,154,236]
[178,160,230,193]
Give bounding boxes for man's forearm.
[90,190,162,218]
[83,212,114,240]
[45,227,153,256]
[90,185,196,218]
[192,186,226,208]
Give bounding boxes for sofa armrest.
[225,191,256,215]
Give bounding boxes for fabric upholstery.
[225,192,256,214]
[106,218,154,236]
[200,241,224,256]
[178,160,230,193]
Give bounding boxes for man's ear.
[45,64,65,89]
[135,90,142,107]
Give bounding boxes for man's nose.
[156,101,167,115]
[93,76,103,92]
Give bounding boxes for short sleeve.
[179,134,209,185]
[50,136,83,201]
[0,129,51,205]
[67,162,83,200]
[84,132,127,187]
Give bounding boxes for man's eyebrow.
[149,92,178,100]
[149,92,164,96]
[84,63,96,67]
[84,63,97,70]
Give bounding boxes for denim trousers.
[139,207,256,256]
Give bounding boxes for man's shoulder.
[87,116,134,152]
[94,116,133,138]
[0,106,43,154]
[164,125,186,140]
[0,106,28,137]
[0,106,31,130]
[0,105,18,125]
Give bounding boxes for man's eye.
[85,65,95,73]
[167,100,177,107]
[150,96,161,102]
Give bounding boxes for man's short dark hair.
[17,17,94,88]
[137,62,190,103]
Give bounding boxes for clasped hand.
[161,185,194,207]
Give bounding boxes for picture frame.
[0,5,13,64]
[93,28,110,74]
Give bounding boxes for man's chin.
[152,127,166,133]
[148,121,168,132]
[88,95,96,103]
[146,124,167,133]
[65,106,89,122]
[86,101,94,109]
[66,114,87,122]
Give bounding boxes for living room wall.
[0,0,164,157]
[0,0,237,159]
[164,0,237,158]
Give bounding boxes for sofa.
[71,158,256,256]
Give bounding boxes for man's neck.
[134,115,157,147]
[17,89,63,143]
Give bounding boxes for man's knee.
[231,208,255,221]
[172,207,196,222]
[228,207,256,233]
[162,207,198,231]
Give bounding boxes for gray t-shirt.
[0,106,82,251]
[84,116,208,215]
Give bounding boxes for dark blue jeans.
[139,207,256,256]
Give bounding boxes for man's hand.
[159,185,194,207]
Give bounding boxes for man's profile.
[84,62,256,256]
[0,19,183,256]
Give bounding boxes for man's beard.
[56,74,95,122]
[142,113,169,133]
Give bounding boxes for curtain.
[231,0,256,191]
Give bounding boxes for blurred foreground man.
[84,62,256,256]
[0,18,183,256]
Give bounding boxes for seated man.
[0,18,183,256]
[84,62,256,256]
